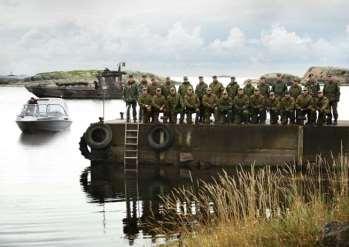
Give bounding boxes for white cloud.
[209,27,246,53]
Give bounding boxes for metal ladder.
[123,123,139,173]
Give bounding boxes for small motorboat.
[16,98,72,132]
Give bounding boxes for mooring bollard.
[120,112,124,120]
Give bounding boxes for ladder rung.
[126,136,137,139]
[124,169,138,172]
[125,143,138,145]
[126,130,138,132]
[125,150,138,152]
[124,156,138,159]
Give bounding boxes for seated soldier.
[202,87,218,124]
[166,87,182,124]
[184,87,200,124]
[217,90,233,124]
[314,91,331,126]
[249,89,266,124]
[233,88,250,124]
[295,89,316,125]
[151,87,167,123]
[138,87,152,123]
[266,92,280,125]
[279,92,295,125]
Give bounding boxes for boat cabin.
[20,98,69,118]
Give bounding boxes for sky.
[1,0,349,77]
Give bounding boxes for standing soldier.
[289,79,302,99]
[195,76,208,123]
[184,87,200,124]
[272,73,287,98]
[138,75,149,122]
[279,92,295,125]
[226,76,240,98]
[167,87,182,124]
[233,88,250,124]
[305,74,320,97]
[217,90,233,124]
[314,91,331,126]
[266,92,280,125]
[249,89,266,124]
[138,87,153,123]
[323,74,340,125]
[178,76,193,123]
[202,88,218,124]
[209,75,224,98]
[295,89,316,125]
[123,75,138,123]
[243,79,255,97]
[151,87,167,123]
[162,76,174,97]
[258,76,270,97]
[148,77,160,96]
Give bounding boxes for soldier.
[249,89,266,124]
[167,87,182,124]
[295,89,316,125]
[305,74,320,97]
[162,76,174,97]
[289,78,302,99]
[226,76,240,99]
[184,87,200,124]
[138,87,153,123]
[258,76,270,97]
[178,76,193,123]
[272,74,287,98]
[148,77,159,96]
[279,92,295,125]
[195,76,208,123]
[202,88,218,124]
[233,88,250,124]
[323,74,340,125]
[243,80,255,97]
[209,75,224,98]
[151,87,167,123]
[313,91,331,126]
[217,90,233,124]
[138,75,149,122]
[266,92,280,125]
[123,75,138,123]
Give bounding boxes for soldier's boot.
[187,113,193,124]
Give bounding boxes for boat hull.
[25,85,123,99]
[16,119,72,133]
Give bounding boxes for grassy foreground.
[152,155,349,246]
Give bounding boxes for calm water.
[1,82,349,247]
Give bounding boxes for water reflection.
[80,164,226,244]
[18,132,60,146]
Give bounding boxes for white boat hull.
[16,119,72,132]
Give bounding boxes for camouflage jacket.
[138,94,153,109]
[266,97,280,111]
[313,96,330,112]
[167,93,183,112]
[162,82,175,97]
[233,94,249,110]
[272,81,287,97]
[123,80,139,103]
[195,82,208,99]
[323,82,340,102]
[305,81,320,96]
[249,95,266,109]
[202,94,217,109]
[288,84,302,99]
[243,84,255,97]
[279,96,295,112]
[218,97,233,111]
[184,94,200,109]
[296,94,313,110]
[148,82,160,96]
[178,82,193,97]
[209,81,224,98]
[152,95,167,111]
[226,82,240,98]
[258,83,270,97]
[137,80,148,96]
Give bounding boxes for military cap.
[260,76,266,80]
[231,76,236,80]
[199,76,204,79]
[183,76,188,80]
[212,75,217,79]
[166,76,170,80]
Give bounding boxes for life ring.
[84,123,112,150]
[146,125,174,152]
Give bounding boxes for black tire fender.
[146,125,174,152]
[84,123,112,150]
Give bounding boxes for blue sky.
[1,0,349,77]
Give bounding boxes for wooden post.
[297,126,304,164]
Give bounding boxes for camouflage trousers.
[296,109,316,125]
[234,109,249,124]
[218,109,233,124]
[140,108,152,123]
[269,109,279,124]
[250,108,266,124]
[203,107,218,124]
[281,110,295,125]
[317,110,332,126]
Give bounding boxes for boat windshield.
[21,104,67,117]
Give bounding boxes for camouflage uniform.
[178,80,193,123]
[258,82,270,97]
[249,94,266,124]
[138,93,153,123]
[184,93,200,124]
[288,83,302,99]
[167,91,183,124]
[162,78,175,97]
[266,95,280,124]
[195,79,208,123]
[148,80,159,96]
[295,93,316,125]
[217,95,233,124]
[323,80,340,124]
[209,80,224,98]
[279,95,295,125]
[313,94,331,126]
[123,79,139,122]
[202,93,218,123]
[243,83,255,97]
[225,79,239,122]
[233,93,249,124]
[151,94,167,123]
[305,80,320,97]
[272,80,287,98]
[137,79,149,121]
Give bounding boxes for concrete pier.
[104,121,349,166]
